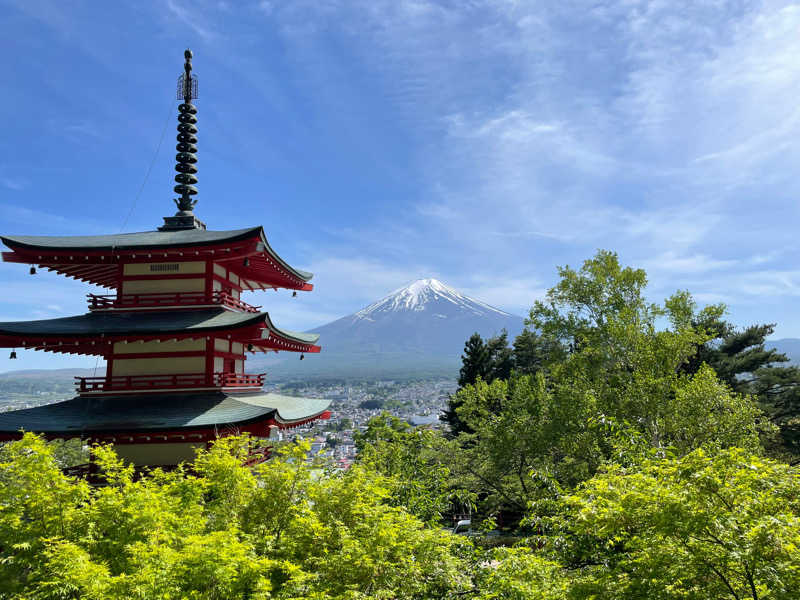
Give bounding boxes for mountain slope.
[318,278,522,355]
[767,339,800,364]
[252,278,525,380]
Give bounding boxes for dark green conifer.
[487,330,514,382]
[457,332,490,388]
[681,318,800,461]
[442,333,490,437]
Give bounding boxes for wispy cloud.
[61,120,105,142]
[165,0,218,41]
[4,0,800,346]
[246,0,800,327]
[1,178,26,191]
[640,251,739,276]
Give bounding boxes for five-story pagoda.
[0,50,330,467]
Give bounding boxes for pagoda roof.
[0,308,320,354]
[1,227,264,252]
[1,226,313,290]
[0,308,261,337]
[261,313,320,345]
[0,391,331,436]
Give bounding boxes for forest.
[1,250,798,599]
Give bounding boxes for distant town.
[0,376,457,467]
[270,378,456,467]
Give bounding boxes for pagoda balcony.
[87,291,260,313]
[75,372,266,395]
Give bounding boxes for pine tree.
[681,318,800,461]
[442,333,490,437]
[487,330,514,382]
[457,333,490,388]
[512,328,566,376]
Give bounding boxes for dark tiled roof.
[1,226,313,283]
[0,309,264,337]
[0,391,330,434]
[263,314,320,344]
[1,227,262,251]
[0,308,319,345]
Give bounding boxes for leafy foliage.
[444,330,520,437]
[4,249,798,600]
[0,432,472,599]
[680,316,800,461]
[355,412,474,524]
[474,547,567,600]
[563,448,800,599]
[446,252,770,524]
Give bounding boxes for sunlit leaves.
[565,448,800,599]
[0,433,472,599]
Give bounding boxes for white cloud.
[5,0,800,343]
[1,178,26,191]
[459,276,545,317]
[164,0,218,41]
[640,251,739,276]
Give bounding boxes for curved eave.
[0,309,268,355]
[1,226,315,292]
[247,313,321,354]
[0,227,263,252]
[263,312,320,344]
[0,310,319,355]
[225,227,313,292]
[0,392,332,438]
[258,228,313,283]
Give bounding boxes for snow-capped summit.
[251,277,525,378]
[270,278,526,377]
[355,278,513,319]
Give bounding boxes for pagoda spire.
[160,48,206,231]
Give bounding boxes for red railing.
[87,291,260,313]
[75,372,265,394]
[215,372,265,388]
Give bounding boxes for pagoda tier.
[0,309,321,357]
[0,49,331,468]
[0,226,312,292]
[0,309,319,397]
[0,391,332,455]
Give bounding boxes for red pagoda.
[0,50,330,466]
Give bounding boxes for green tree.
[0,432,474,599]
[512,328,564,376]
[0,433,91,593]
[563,448,800,599]
[475,547,567,600]
[680,316,800,461]
[458,332,491,388]
[452,375,569,515]
[526,251,768,453]
[444,331,516,437]
[442,333,489,436]
[487,330,514,382]
[449,251,770,522]
[355,412,473,523]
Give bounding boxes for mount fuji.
[252,278,525,380]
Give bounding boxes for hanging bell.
[243,257,250,267]
[247,343,254,352]
[292,291,297,297]
[9,350,17,359]
[29,266,36,275]
[299,353,305,360]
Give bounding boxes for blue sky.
[3,0,800,371]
